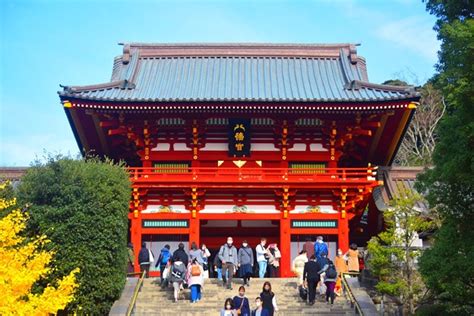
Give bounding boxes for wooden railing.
[128,167,378,188]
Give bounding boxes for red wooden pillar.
[338,213,349,252]
[189,214,200,247]
[279,216,291,277]
[131,214,142,273]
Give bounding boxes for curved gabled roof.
[59,43,418,103]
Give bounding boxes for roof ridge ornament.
[59,79,136,94]
[120,79,136,90]
[122,44,131,65]
[345,80,417,95]
[349,44,358,64]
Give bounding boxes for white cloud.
[376,16,439,62]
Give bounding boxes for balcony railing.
[129,167,378,189]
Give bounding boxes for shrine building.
[59,43,419,277]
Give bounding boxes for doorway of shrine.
[201,219,279,277]
[142,233,189,275]
[290,234,338,262]
[200,219,280,248]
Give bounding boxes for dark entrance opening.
[200,219,279,278]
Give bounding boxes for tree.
[383,79,445,166]
[396,83,445,166]
[416,1,474,314]
[17,156,131,314]
[367,190,432,315]
[0,181,79,315]
[417,218,474,315]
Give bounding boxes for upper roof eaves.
[59,43,420,103]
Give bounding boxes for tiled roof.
[374,166,429,212]
[59,43,418,103]
[0,167,28,187]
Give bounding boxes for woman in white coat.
[292,249,308,286]
[187,258,204,303]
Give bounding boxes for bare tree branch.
[394,82,444,166]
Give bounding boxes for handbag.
[299,285,308,300]
[162,266,170,280]
[318,282,327,295]
[236,297,245,315]
[274,249,281,259]
[148,249,154,263]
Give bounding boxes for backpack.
[326,263,337,278]
[161,250,170,265]
[191,264,201,276]
[315,242,328,258]
[138,248,150,264]
[171,263,184,280]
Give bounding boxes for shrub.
[18,156,131,314]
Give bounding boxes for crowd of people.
[294,238,360,306]
[130,236,360,314]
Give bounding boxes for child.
[251,297,270,316]
[220,297,238,316]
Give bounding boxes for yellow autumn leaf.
[0,181,79,315]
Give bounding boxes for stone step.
[132,278,356,316]
[134,311,353,316]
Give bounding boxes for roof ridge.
[120,43,360,60]
[120,42,359,48]
[139,55,340,59]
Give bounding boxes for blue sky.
[0,0,439,166]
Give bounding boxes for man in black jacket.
[138,242,151,278]
[172,242,189,266]
[303,254,321,305]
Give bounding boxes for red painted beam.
[199,213,281,220]
[142,228,189,234]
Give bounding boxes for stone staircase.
[133,278,356,315]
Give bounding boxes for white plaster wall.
[200,205,279,213]
[145,240,189,272]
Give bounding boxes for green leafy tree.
[17,156,131,314]
[417,218,474,315]
[415,1,474,314]
[367,190,432,315]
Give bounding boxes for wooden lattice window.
[206,117,274,127]
[206,118,228,126]
[295,118,323,127]
[251,118,274,126]
[153,162,190,173]
[289,162,327,174]
[157,118,185,127]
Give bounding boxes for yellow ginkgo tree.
[0,181,79,315]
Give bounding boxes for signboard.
[142,220,189,228]
[291,220,338,228]
[228,118,251,157]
